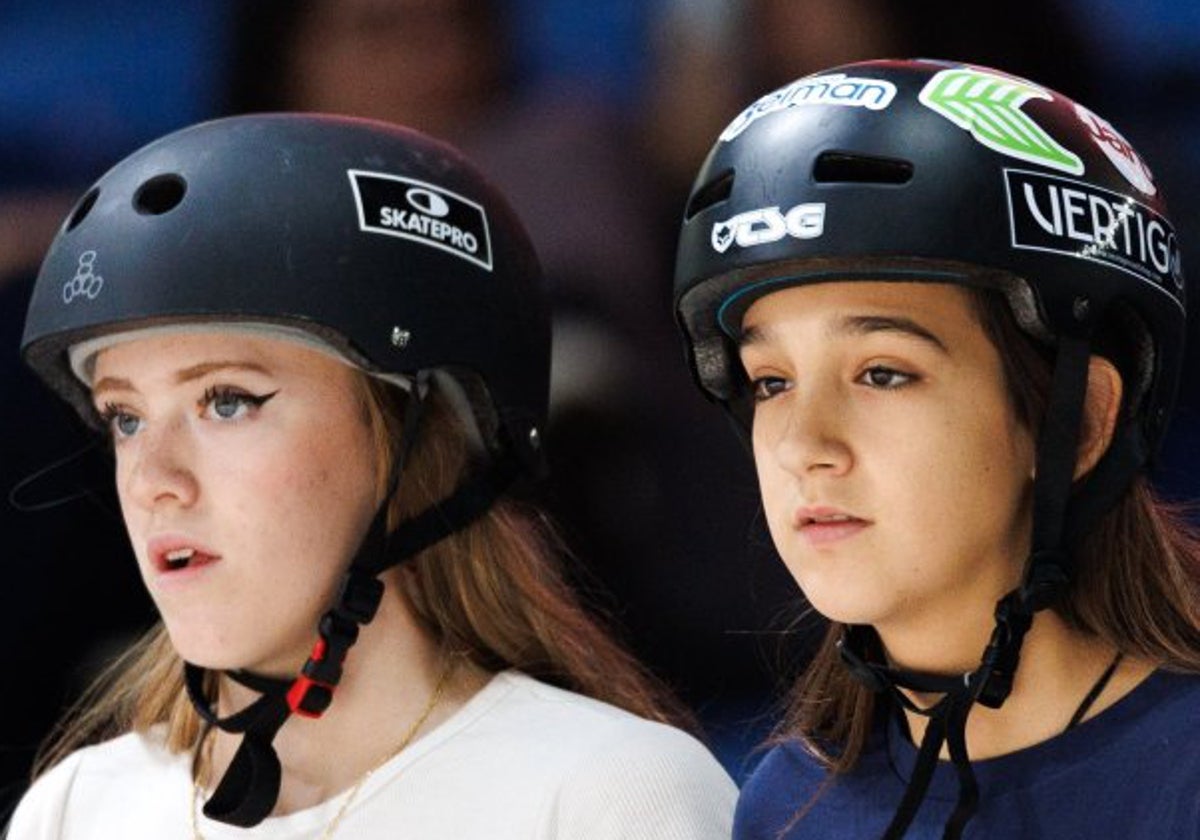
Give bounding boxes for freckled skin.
[93,333,380,677]
[739,282,1036,662]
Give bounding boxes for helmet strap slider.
[288,567,386,719]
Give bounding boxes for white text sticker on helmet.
[711,203,826,253]
[1073,104,1156,196]
[63,250,104,304]
[720,74,896,142]
[348,170,493,271]
[919,68,1084,175]
[1005,168,1184,303]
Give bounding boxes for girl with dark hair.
[673,58,1200,838]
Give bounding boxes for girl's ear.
[1075,356,1123,480]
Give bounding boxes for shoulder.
[7,730,187,840]
[1133,668,1200,722]
[1082,668,1200,765]
[6,747,88,839]
[739,738,827,796]
[1083,670,1200,815]
[478,672,737,840]
[477,670,703,751]
[43,728,181,782]
[734,740,830,840]
[482,671,730,766]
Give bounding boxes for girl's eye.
[200,386,279,421]
[99,404,142,438]
[857,365,915,389]
[750,376,791,402]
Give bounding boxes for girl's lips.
[792,506,871,547]
[798,518,870,546]
[146,534,222,575]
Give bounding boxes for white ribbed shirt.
[9,670,736,839]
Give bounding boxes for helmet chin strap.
[181,372,522,827]
[838,328,1093,840]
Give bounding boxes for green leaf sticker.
[918,68,1084,175]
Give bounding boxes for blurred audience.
[3,1,1199,816]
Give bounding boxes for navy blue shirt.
[735,670,1200,838]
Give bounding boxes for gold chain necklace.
[190,660,453,840]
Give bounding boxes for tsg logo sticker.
[1005,168,1183,301]
[711,203,826,253]
[349,170,493,271]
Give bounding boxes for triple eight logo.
[711,203,826,253]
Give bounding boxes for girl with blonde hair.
[10,113,735,839]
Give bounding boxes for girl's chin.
[164,633,304,678]
[801,597,892,629]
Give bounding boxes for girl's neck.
[203,584,491,816]
[888,609,1155,760]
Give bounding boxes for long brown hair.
[776,286,1200,774]
[34,373,691,776]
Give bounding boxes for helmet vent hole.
[65,188,99,232]
[685,169,734,220]
[814,152,913,185]
[133,174,187,215]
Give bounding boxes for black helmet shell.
[23,113,549,472]
[675,59,1185,461]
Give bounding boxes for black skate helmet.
[24,113,548,473]
[674,59,1186,838]
[22,113,549,826]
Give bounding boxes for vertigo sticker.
[1005,168,1183,301]
[349,170,493,271]
[720,73,896,142]
[919,68,1084,175]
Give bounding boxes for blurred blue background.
[2,0,1198,820]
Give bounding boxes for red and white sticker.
[1074,104,1156,196]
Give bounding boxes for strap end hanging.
[201,729,286,827]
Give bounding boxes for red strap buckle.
[287,638,334,718]
[287,675,334,718]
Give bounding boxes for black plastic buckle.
[975,593,1035,708]
[285,572,384,720]
[337,570,385,624]
[1021,555,1070,611]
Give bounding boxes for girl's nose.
[119,416,200,512]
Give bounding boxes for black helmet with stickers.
[23,112,548,474]
[677,59,1183,445]
[674,59,1186,837]
[21,113,549,827]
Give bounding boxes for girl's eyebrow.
[738,323,768,348]
[739,313,949,355]
[174,361,272,383]
[838,315,949,354]
[92,361,272,398]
